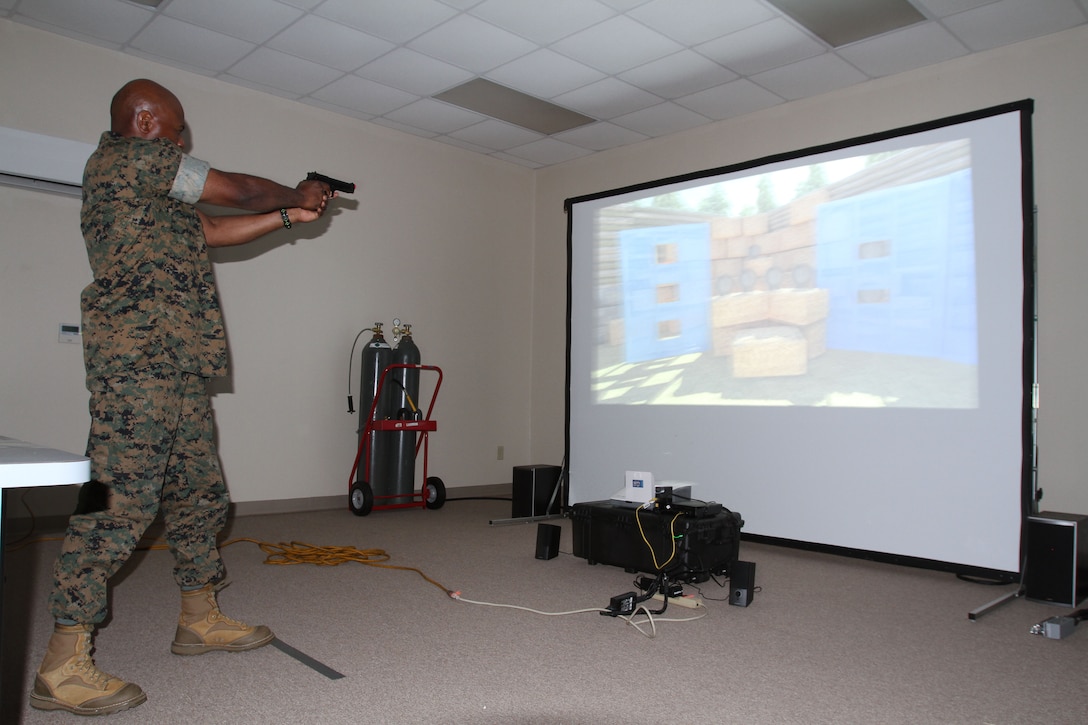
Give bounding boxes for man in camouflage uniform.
[30,79,337,716]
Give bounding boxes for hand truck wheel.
[424,476,446,510]
[350,481,374,516]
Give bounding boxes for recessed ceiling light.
[767,0,926,47]
[434,79,595,136]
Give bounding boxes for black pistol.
[306,171,355,194]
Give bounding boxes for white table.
[0,436,89,489]
[0,435,88,526]
[1,435,89,710]
[1,431,89,537]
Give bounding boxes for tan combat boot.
[171,583,274,655]
[29,622,147,716]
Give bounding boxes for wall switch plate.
[58,323,81,343]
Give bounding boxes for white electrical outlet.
[497,446,504,461]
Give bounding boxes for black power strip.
[603,592,638,617]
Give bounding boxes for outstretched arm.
[198,201,331,248]
[200,169,328,213]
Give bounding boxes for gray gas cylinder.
[380,324,421,504]
[358,324,393,489]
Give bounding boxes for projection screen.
[565,101,1035,578]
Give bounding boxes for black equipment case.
[570,500,743,583]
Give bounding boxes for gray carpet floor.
[3,496,1087,724]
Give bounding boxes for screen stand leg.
[968,588,1023,621]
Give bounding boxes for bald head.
[110,79,186,146]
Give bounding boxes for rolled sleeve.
[169,154,210,204]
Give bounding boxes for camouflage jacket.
[80,132,227,379]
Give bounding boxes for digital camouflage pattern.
[51,369,229,624]
[80,132,227,380]
[50,133,230,624]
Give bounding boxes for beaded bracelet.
[280,208,291,229]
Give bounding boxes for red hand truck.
[347,363,445,516]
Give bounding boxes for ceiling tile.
[767,0,926,48]
[597,0,655,10]
[942,0,1088,51]
[440,0,488,10]
[163,0,302,44]
[674,78,784,120]
[267,14,395,71]
[489,151,544,169]
[447,119,544,150]
[503,137,597,165]
[131,16,256,72]
[314,0,458,42]
[277,0,323,9]
[469,0,616,44]
[552,77,663,119]
[609,101,710,137]
[551,15,683,74]
[311,75,420,116]
[6,0,1087,168]
[433,134,498,155]
[487,49,607,99]
[227,47,342,95]
[619,50,738,99]
[408,13,538,73]
[218,73,301,102]
[837,22,969,77]
[629,0,774,45]
[14,0,152,45]
[367,116,439,138]
[750,52,870,101]
[553,121,648,151]
[295,97,370,122]
[356,48,476,95]
[697,18,825,76]
[434,78,593,134]
[915,0,1004,16]
[386,98,487,134]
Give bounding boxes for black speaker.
[512,464,561,518]
[535,523,561,560]
[1025,512,1088,607]
[729,560,755,607]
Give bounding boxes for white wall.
[530,25,1088,517]
[0,20,535,513]
[5,18,1088,520]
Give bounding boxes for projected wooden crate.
[710,289,830,371]
[733,326,807,378]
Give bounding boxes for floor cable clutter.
[6,495,717,641]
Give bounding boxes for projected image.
[591,141,978,408]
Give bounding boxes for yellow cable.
[635,507,683,571]
[220,537,452,595]
[4,533,451,596]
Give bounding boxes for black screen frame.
[563,100,1036,582]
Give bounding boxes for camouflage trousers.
[49,365,229,624]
